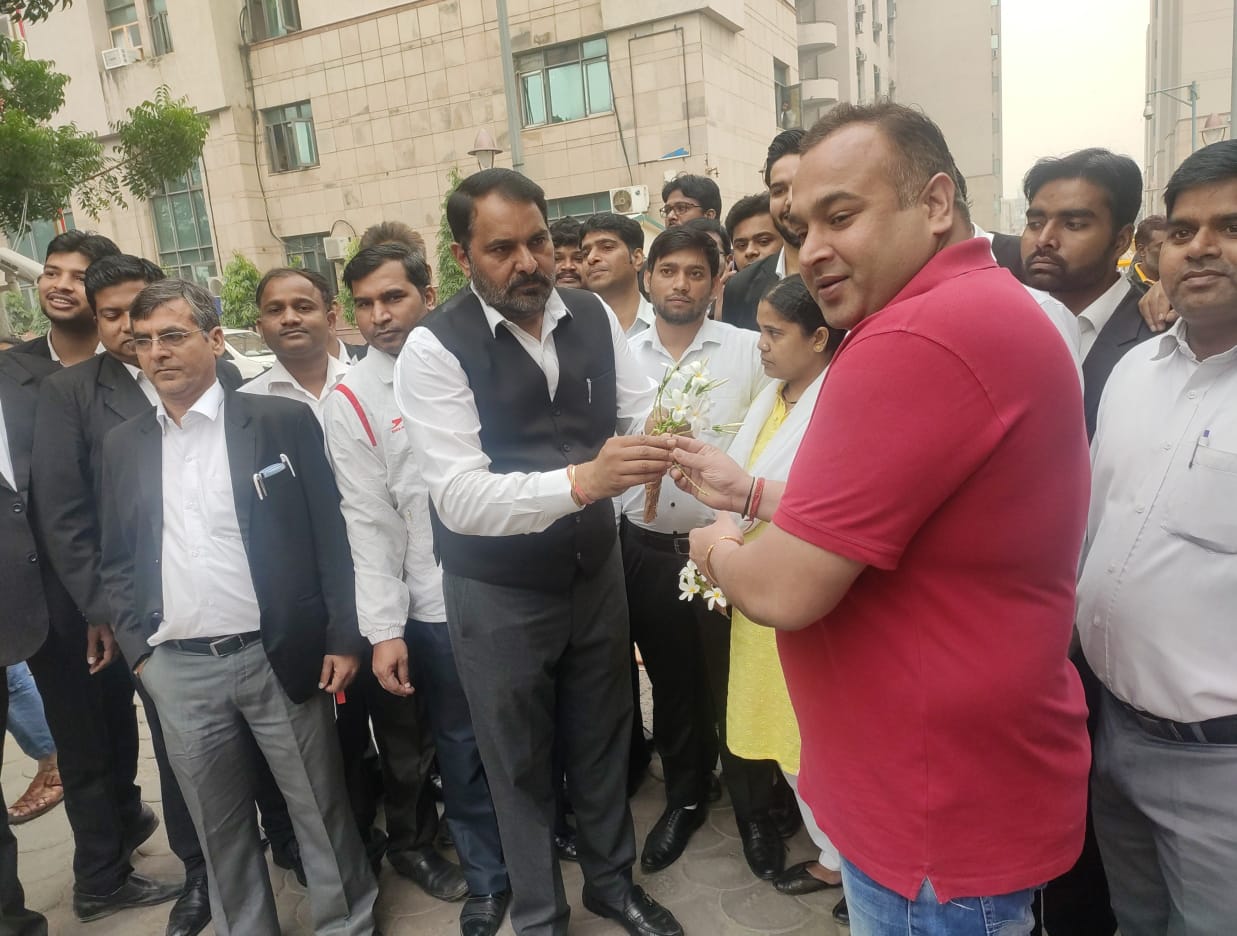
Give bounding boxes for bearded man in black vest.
[393,169,682,936]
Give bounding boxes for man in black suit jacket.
[0,350,56,936]
[99,278,376,935]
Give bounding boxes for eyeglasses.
[660,201,702,218]
[132,329,206,352]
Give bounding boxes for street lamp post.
[468,128,502,172]
[1144,81,1200,152]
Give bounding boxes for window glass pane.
[582,37,607,59]
[293,121,317,166]
[545,44,577,66]
[171,194,197,249]
[521,73,546,125]
[547,62,584,122]
[269,125,290,171]
[515,51,544,71]
[192,191,211,245]
[585,60,612,113]
[153,199,176,250]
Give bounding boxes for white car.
[221,328,276,379]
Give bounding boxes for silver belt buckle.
[208,635,237,657]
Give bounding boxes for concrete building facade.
[794,0,895,128]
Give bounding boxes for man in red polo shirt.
[673,102,1092,935]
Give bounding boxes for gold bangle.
[703,535,744,582]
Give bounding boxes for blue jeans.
[841,856,1037,936]
[4,663,55,761]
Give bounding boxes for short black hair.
[255,267,334,308]
[447,168,548,251]
[724,193,772,237]
[1133,214,1167,249]
[763,129,805,188]
[682,217,731,257]
[661,174,722,217]
[85,254,165,311]
[579,213,645,253]
[45,230,120,265]
[1023,148,1142,230]
[549,216,582,250]
[343,243,432,293]
[803,103,971,224]
[760,275,846,351]
[645,227,721,279]
[1164,139,1237,215]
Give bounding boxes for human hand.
[372,638,414,697]
[668,435,750,513]
[319,654,360,694]
[689,514,744,583]
[575,435,675,500]
[86,622,118,674]
[1139,282,1177,333]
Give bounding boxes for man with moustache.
[725,194,784,273]
[580,213,653,337]
[722,130,805,331]
[394,168,680,936]
[550,217,585,289]
[1126,214,1167,294]
[618,227,777,878]
[660,175,722,227]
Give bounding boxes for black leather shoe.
[390,848,469,901]
[582,885,683,936]
[73,872,184,923]
[554,830,579,862]
[459,890,510,936]
[832,896,849,926]
[165,876,211,936]
[123,803,161,856]
[640,805,707,872]
[270,836,307,887]
[770,794,802,840]
[773,861,843,895]
[738,816,786,879]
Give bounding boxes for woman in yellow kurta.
[721,276,846,897]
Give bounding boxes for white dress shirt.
[395,285,657,537]
[323,349,445,642]
[122,362,160,406]
[151,381,261,646]
[240,353,351,424]
[1077,276,1129,361]
[1077,324,1237,722]
[0,395,14,491]
[621,317,769,534]
[45,333,104,363]
[626,296,656,338]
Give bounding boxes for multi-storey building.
[792,0,895,129]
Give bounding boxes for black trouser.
[336,650,438,860]
[0,669,50,935]
[620,520,777,820]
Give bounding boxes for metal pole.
[495,0,524,173]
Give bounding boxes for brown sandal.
[7,766,63,825]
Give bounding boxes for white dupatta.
[725,367,827,496]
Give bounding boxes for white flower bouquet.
[643,360,728,523]
[678,560,728,612]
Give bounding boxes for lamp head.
[1143,100,1155,121]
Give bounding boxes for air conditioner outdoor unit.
[101,46,141,70]
[608,185,649,216]
[322,236,353,261]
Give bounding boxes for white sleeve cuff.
[365,626,408,645]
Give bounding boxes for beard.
[654,294,712,325]
[472,266,554,323]
[772,213,804,250]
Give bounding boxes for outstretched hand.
[1138,281,1177,333]
[667,436,750,513]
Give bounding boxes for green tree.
[219,252,261,328]
[436,167,468,304]
[1,289,43,337]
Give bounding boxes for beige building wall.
[796,0,896,128]
[894,0,1003,231]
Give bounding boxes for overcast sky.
[1001,0,1149,197]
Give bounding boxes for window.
[149,0,172,56]
[151,162,217,286]
[516,38,612,127]
[263,101,319,173]
[105,0,141,51]
[546,192,610,221]
[874,65,882,99]
[856,55,866,102]
[245,0,301,42]
[284,233,338,294]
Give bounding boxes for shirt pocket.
[1162,443,1237,553]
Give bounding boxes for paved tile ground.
[4,675,848,936]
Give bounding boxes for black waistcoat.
[422,287,618,592]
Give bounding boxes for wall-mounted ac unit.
[322,236,353,261]
[609,185,650,216]
[101,46,141,70]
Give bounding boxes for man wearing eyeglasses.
[98,279,377,935]
[660,175,721,227]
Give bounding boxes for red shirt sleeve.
[774,329,1006,570]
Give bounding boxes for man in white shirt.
[1078,139,1237,936]
[580,213,654,337]
[324,244,507,933]
[395,168,681,936]
[619,226,779,878]
[240,268,351,420]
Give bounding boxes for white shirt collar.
[1077,276,1128,338]
[156,379,224,432]
[471,283,570,339]
[335,337,357,363]
[631,315,727,360]
[265,353,351,401]
[1151,320,1237,365]
[46,333,104,363]
[775,247,786,279]
[624,296,656,337]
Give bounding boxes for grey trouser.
[140,641,377,936]
[1092,689,1237,936]
[443,543,637,936]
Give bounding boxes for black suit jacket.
[989,231,1027,283]
[1081,283,1156,439]
[0,351,58,666]
[8,334,53,360]
[99,388,361,702]
[33,354,243,633]
[720,253,781,332]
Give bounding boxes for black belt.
[1117,696,1237,745]
[620,518,691,556]
[166,631,263,658]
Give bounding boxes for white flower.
[704,587,728,611]
[678,578,701,601]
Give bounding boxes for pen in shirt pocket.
[1188,428,1211,469]
[586,378,592,404]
